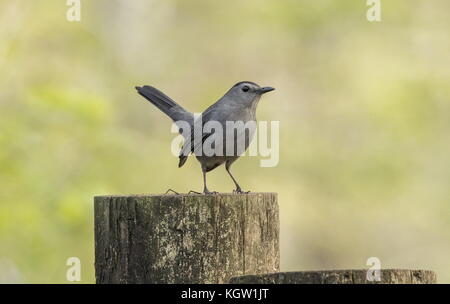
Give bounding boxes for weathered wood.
[229,269,437,284]
[94,193,279,284]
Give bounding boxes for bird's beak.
[258,87,275,94]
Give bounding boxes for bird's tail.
[178,155,188,168]
[136,85,194,167]
[135,85,190,122]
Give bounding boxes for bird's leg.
[225,165,246,193]
[202,167,217,194]
[202,168,209,193]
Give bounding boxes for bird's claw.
[165,189,180,195]
[233,188,250,194]
[189,190,218,195]
[203,190,219,195]
[188,190,202,195]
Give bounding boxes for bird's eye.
[242,86,249,92]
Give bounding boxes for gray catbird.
[135,81,274,194]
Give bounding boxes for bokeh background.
[0,0,449,283]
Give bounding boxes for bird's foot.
[233,188,250,194]
[204,191,219,195]
[188,190,202,195]
[165,188,180,195]
[203,188,219,195]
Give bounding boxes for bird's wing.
[179,109,212,157]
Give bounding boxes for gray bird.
[135,81,274,194]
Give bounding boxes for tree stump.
[94,193,279,284]
[229,270,437,284]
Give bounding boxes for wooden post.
[229,270,437,284]
[94,193,279,284]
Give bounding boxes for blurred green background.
[0,0,449,283]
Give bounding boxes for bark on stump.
[229,270,437,284]
[94,193,279,284]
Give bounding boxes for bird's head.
[226,81,275,106]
